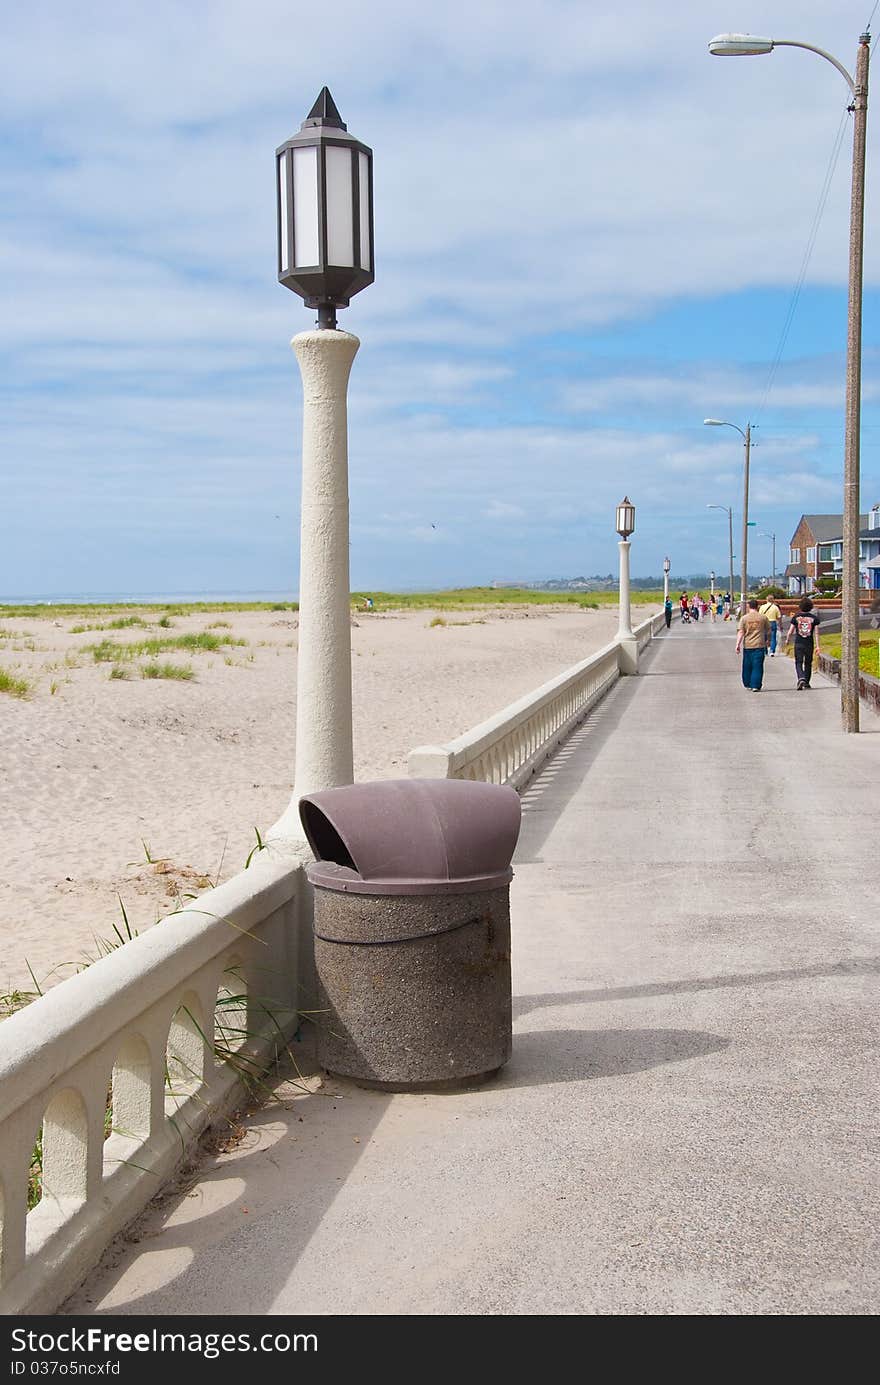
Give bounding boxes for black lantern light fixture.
[663,555,671,575]
[276,88,374,329]
[616,496,636,539]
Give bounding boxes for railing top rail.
[444,638,620,764]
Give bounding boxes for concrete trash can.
[298,778,521,1091]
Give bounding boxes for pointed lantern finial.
[303,87,346,131]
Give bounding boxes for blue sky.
[2,0,880,595]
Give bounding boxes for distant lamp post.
[616,497,638,674]
[708,31,869,731]
[276,87,374,330]
[710,569,716,597]
[707,504,735,623]
[663,554,671,603]
[271,89,374,839]
[705,418,751,613]
[760,531,777,587]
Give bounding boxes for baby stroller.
[681,605,691,624]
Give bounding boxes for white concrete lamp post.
[616,497,638,674]
[663,554,671,604]
[270,88,374,839]
[708,30,869,731]
[710,569,716,597]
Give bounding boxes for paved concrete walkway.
[67,622,880,1316]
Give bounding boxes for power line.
[755,105,851,421]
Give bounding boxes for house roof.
[795,513,868,543]
[784,563,807,577]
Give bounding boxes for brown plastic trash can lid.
[299,778,521,895]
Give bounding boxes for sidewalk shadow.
[517,651,659,859]
[512,956,880,1021]
[498,1027,729,1087]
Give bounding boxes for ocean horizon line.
[0,589,300,606]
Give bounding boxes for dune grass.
[1,590,657,622]
[351,587,658,610]
[88,632,246,662]
[0,669,31,698]
[141,662,194,680]
[70,615,147,634]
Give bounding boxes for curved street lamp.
[707,503,735,621]
[759,531,777,587]
[704,418,751,613]
[708,30,869,731]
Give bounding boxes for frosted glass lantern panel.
[278,151,290,274]
[358,151,371,272]
[293,146,320,268]
[325,145,354,267]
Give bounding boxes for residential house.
[786,506,880,593]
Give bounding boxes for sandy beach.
[0,602,652,996]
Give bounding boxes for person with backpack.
[785,596,821,689]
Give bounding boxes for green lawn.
[813,630,880,676]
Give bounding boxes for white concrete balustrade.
[0,848,308,1315]
[0,608,668,1315]
[409,612,667,786]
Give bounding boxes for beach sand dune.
[0,603,645,995]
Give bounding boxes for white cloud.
[486,500,526,520]
[2,1,879,593]
[561,360,880,416]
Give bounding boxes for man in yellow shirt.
[759,596,782,656]
[735,599,771,691]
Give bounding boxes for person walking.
[664,594,673,629]
[759,596,782,656]
[735,598,771,691]
[723,592,732,621]
[785,596,821,689]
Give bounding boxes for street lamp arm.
[704,418,746,439]
[771,40,855,93]
[709,33,856,91]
